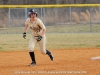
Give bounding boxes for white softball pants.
[28,35,46,54]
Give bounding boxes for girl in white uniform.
[23,9,54,66]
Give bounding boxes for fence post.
[99,6,100,23]
[25,8,27,19]
[70,6,72,24]
[40,8,43,19]
[8,8,11,27]
[90,7,92,32]
[43,8,46,25]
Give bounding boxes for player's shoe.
[48,52,54,61]
[29,61,36,66]
[46,50,54,61]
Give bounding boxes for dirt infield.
[0,48,100,75]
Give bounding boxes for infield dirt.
[0,48,100,75]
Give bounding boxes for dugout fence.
[0,4,100,33]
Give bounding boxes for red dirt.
[0,48,100,75]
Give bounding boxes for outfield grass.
[0,24,100,34]
[0,33,100,51]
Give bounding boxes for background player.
[23,9,54,66]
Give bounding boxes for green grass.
[47,33,100,49]
[0,24,100,51]
[0,47,3,49]
[0,33,100,51]
[1,24,100,34]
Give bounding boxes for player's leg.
[38,36,54,61]
[28,36,37,66]
[46,50,54,61]
[29,52,36,66]
[38,36,46,54]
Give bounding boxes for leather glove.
[23,32,26,39]
[37,35,42,41]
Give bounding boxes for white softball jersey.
[25,18,47,54]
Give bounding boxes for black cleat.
[29,61,36,66]
[48,52,54,61]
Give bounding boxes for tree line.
[0,0,100,5]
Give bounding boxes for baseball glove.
[23,32,26,39]
[37,35,42,41]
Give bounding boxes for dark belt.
[34,36,39,37]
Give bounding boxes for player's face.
[30,13,36,18]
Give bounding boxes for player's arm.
[37,28,46,41]
[23,24,29,39]
[24,24,28,33]
[37,19,46,41]
[38,19,46,37]
[41,28,46,37]
[23,18,29,39]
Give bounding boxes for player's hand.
[37,35,42,41]
[23,32,26,39]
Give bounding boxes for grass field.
[0,24,100,51]
[0,24,100,34]
[0,33,100,51]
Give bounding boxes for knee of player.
[40,50,46,54]
[28,47,34,52]
[28,49,34,52]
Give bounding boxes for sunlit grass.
[0,33,100,51]
[0,24,100,34]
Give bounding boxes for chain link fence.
[0,7,100,34]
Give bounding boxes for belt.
[34,36,39,37]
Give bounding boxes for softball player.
[23,9,54,66]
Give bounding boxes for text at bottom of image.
[14,70,86,74]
